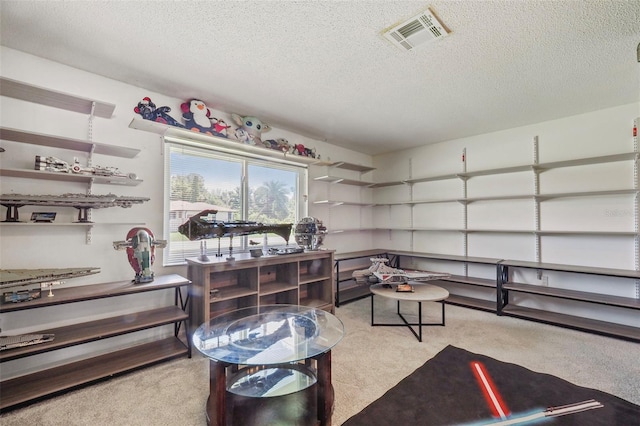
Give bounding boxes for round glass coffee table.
[370,282,449,342]
[192,305,344,426]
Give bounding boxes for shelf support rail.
[85,102,97,245]
[634,118,639,298]
[533,137,542,276]
[462,148,469,276]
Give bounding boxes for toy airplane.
[0,267,100,289]
[178,209,292,243]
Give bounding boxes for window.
[164,139,308,265]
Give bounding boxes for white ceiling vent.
[382,8,449,51]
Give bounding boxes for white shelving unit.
[312,161,376,234]
[370,137,640,340]
[0,79,145,241]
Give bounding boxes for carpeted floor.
[342,345,640,425]
[1,297,639,425]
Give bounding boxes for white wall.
[372,103,640,327]
[0,47,372,378]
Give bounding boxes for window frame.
[163,136,308,266]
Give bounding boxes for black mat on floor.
[342,345,640,425]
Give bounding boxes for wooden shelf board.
[210,287,258,302]
[389,250,502,265]
[259,281,298,295]
[336,285,371,306]
[500,260,640,279]
[501,306,640,342]
[440,276,496,288]
[299,274,332,285]
[445,295,496,312]
[0,337,188,411]
[0,126,139,158]
[502,283,640,309]
[0,77,115,119]
[0,306,188,362]
[0,274,190,313]
[335,250,388,261]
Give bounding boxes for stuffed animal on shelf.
[212,118,232,137]
[231,113,271,145]
[134,97,184,128]
[181,99,217,135]
[263,138,291,153]
[291,143,318,158]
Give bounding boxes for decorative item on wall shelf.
[181,98,227,137]
[294,217,327,251]
[231,113,271,145]
[0,193,150,223]
[34,155,138,181]
[113,227,167,283]
[134,97,184,128]
[132,97,321,160]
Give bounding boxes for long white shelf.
[0,222,145,227]
[0,77,115,118]
[1,168,142,186]
[129,118,323,166]
[0,127,140,158]
[373,151,640,188]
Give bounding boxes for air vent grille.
[382,8,449,51]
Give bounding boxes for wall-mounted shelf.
[0,127,140,158]
[0,168,142,186]
[373,151,639,188]
[0,77,115,118]
[313,200,376,207]
[129,118,324,166]
[1,79,145,242]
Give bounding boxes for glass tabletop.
[192,305,345,365]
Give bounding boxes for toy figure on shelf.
[291,143,318,158]
[212,118,232,137]
[181,99,221,135]
[231,113,271,145]
[113,227,167,283]
[263,138,291,153]
[134,97,184,128]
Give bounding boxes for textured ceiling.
[1,0,639,155]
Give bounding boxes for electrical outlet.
[542,275,549,286]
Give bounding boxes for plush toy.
[263,138,291,153]
[181,99,217,134]
[212,118,232,137]
[231,113,271,145]
[291,143,318,158]
[134,97,184,128]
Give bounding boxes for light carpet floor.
[1,297,638,425]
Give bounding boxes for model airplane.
[113,227,166,283]
[178,209,292,242]
[1,193,150,222]
[0,267,100,289]
[35,155,138,180]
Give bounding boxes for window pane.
[248,164,297,247]
[168,146,242,264]
[165,143,306,265]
